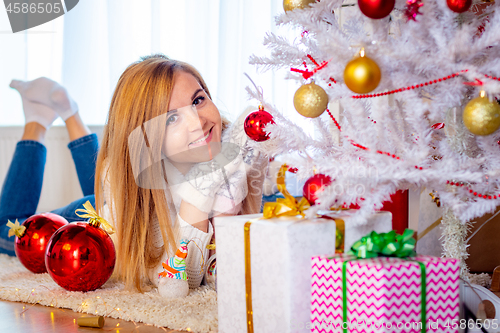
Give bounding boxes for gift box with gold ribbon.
[215,213,337,333]
[317,209,393,252]
[214,165,393,333]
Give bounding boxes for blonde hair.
[95,54,262,291]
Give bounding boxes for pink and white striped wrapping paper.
[311,255,460,333]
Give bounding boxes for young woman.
[0,54,267,293]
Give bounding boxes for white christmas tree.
[247,0,500,277]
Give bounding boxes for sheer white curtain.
[0,0,303,126]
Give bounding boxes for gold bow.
[6,219,26,238]
[75,201,115,235]
[263,164,310,218]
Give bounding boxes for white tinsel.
[441,208,472,279]
[467,273,492,288]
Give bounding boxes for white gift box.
[214,210,392,333]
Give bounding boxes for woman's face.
[161,71,222,168]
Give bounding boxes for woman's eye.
[193,96,205,107]
[166,114,178,126]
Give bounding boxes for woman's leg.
[65,113,97,196]
[12,78,97,196]
[0,124,48,255]
[1,78,72,255]
[57,114,98,221]
[51,113,98,219]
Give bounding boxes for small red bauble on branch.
[244,106,275,142]
[446,0,472,13]
[45,201,116,292]
[303,174,333,205]
[358,0,395,19]
[8,213,68,274]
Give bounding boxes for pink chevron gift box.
[311,255,460,333]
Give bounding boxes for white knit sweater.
[102,109,267,290]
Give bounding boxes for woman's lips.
[189,127,213,147]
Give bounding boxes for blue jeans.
[0,134,99,256]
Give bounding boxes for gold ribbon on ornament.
[75,200,116,235]
[6,219,26,238]
[262,164,310,218]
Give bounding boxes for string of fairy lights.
[2,283,211,332]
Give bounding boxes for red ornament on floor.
[45,222,116,292]
[12,213,68,274]
[447,0,471,13]
[358,0,395,19]
[244,106,275,142]
[303,174,332,205]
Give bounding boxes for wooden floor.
[0,300,184,333]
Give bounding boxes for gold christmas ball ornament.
[344,49,381,94]
[463,91,500,136]
[293,82,329,118]
[283,0,316,12]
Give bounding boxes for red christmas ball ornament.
[244,106,275,142]
[10,213,68,273]
[446,0,471,13]
[358,0,395,19]
[45,222,116,292]
[303,174,333,205]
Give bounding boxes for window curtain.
[0,0,304,126]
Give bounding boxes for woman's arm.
[179,200,209,233]
[148,211,213,290]
[176,212,213,289]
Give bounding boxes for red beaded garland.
[326,109,342,131]
[244,107,275,142]
[446,180,500,200]
[485,74,500,81]
[307,54,319,66]
[351,70,468,99]
[326,110,427,168]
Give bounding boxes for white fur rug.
[0,254,218,332]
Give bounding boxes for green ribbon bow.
[341,229,426,333]
[349,229,416,259]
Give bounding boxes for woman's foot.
[10,77,78,122]
[9,81,58,129]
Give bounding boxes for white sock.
[10,77,78,121]
[10,85,58,129]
